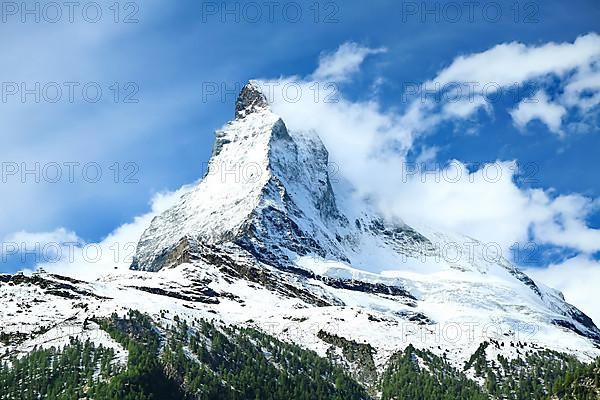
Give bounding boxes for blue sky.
[1,0,599,293]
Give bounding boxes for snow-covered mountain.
[1,81,599,395]
[131,80,432,274]
[130,80,600,355]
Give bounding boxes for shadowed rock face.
[235,81,269,119]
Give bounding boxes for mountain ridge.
[129,80,600,350]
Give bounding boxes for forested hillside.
[1,311,598,399]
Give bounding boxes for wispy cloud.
[312,42,387,82]
[510,90,567,136]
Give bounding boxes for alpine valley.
[1,82,599,400]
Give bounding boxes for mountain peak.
[127,79,600,355]
[235,80,269,119]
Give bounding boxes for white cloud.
[562,63,600,112]
[414,146,439,165]
[13,183,194,280]
[423,33,600,135]
[442,95,490,119]
[3,228,82,249]
[510,90,567,135]
[531,195,600,253]
[312,42,387,82]
[527,256,600,326]
[378,161,600,256]
[430,33,600,89]
[2,228,84,267]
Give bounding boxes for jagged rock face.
[131,81,353,272]
[129,81,600,347]
[132,81,432,273]
[235,80,269,119]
